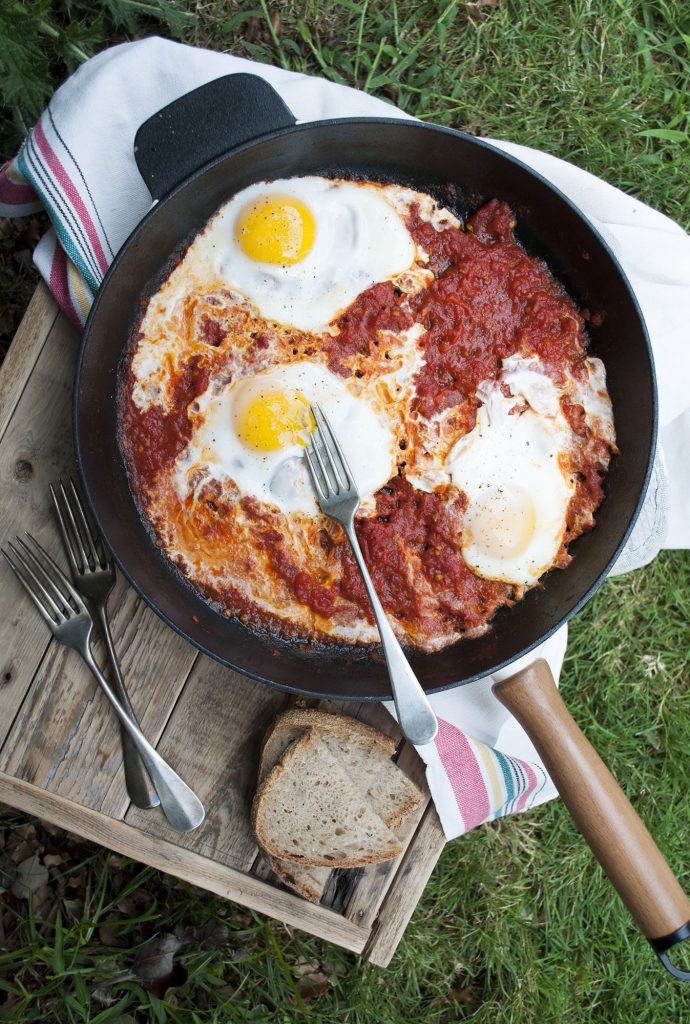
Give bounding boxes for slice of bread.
[259,709,423,829]
[257,716,332,902]
[259,708,396,777]
[265,854,330,904]
[252,730,403,868]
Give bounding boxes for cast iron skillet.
[75,74,690,976]
[75,74,656,701]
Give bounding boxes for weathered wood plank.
[0,584,197,817]
[0,304,200,815]
[0,288,442,964]
[0,773,368,954]
[0,282,57,441]
[0,310,79,746]
[363,802,446,967]
[126,657,289,870]
[338,702,432,930]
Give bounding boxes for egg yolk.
[463,487,537,561]
[235,195,316,265]
[236,389,314,451]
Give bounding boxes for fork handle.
[80,646,205,832]
[95,605,160,811]
[344,523,438,745]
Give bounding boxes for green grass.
[1,1,689,1021]
[2,555,690,1024]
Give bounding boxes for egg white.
[403,355,602,586]
[185,177,424,332]
[174,361,397,515]
[448,391,574,586]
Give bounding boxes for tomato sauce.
[120,199,611,647]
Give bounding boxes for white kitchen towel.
[2,37,688,840]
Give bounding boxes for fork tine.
[23,533,87,611]
[14,536,70,614]
[4,544,62,624]
[312,403,352,491]
[310,428,340,495]
[68,478,103,569]
[50,481,81,575]
[57,479,90,572]
[304,445,327,503]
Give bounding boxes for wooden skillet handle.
[493,659,690,976]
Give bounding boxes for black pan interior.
[74,119,656,700]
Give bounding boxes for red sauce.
[324,281,414,373]
[119,352,210,496]
[260,528,337,618]
[201,316,224,346]
[120,199,612,647]
[346,477,509,633]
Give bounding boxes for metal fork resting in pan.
[51,479,159,810]
[2,533,205,833]
[304,403,438,746]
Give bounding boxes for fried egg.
[174,361,397,514]
[446,361,575,586]
[177,177,428,332]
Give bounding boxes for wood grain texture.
[0,282,57,441]
[0,773,367,953]
[0,310,200,816]
[363,802,445,967]
[0,289,447,962]
[493,659,690,941]
[339,701,431,930]
[0,581,198,818]
[0,310,79,744]
[126,657,289,870]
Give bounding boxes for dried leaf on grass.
[173,922,229,950]
[448,985,475,1004]
[132,933,188,998]
[125,923,230,998]
[116,886,151,915]
[91,979,123,1008]
[294,959,332,1001]
[43,853,65,869]
[61,897,84,922]
[0,852,18,893]
[99,920,125,947]
[11,853,49,899]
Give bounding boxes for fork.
[51,479,159,810]
[304,404,438,745]
[2,533,205,833]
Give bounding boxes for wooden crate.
[0,285,445,966]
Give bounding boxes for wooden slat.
[126,657,289,870]
[0,288,447,965]
[340,702,431,930]
[0,310,200,816]
[0,310,79,744]
[0,773,367,954]
[0,282,57,440]
[0,589,196,818]
[363,802,446,967]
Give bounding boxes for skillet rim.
[73,115,658,699]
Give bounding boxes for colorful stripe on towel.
[1,106,114,323]
[435,719,548,832]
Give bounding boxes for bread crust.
[252,731,403,869]
[259,708,423,829]
[258,707,396,780]
[266,855,329,903]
